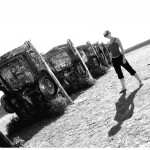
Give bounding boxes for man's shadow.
[108,86,142,137]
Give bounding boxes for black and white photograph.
[0,0,150,148]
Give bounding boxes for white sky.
[0,0,149,55]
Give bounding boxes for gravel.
[1,45,150,148]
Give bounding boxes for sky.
[0,0,149,56]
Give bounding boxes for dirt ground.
[1,45,150,148]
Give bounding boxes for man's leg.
[120,78,126,91]
[121,60,142,86]
[134,73,143,86]
[112,57,126,92]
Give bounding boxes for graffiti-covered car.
[0,41,71,124]
[92,42,111,67]
[97,42,112,65]
[92,42,112,66]
[77,41,107,78]
[44,39,95,95]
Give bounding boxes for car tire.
[76,62,86,75]
[93,57,99,67]
[39,75,58,99]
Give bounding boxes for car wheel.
[93,57,99,67]
[44,78,55,95]
[39,75,58,98]
[76,63,86,75]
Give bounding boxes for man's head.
[103,30,111,38]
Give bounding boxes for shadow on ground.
[108,86,142,137]
[7,88,89,145]
[5,72,107,146]
[8,114,64,145]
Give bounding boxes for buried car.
[92,42,111,67]
[92,42,112,67]
[97,42,112,65]
[0,41,72,124]
[44,39,95,95]
[77,41,108,78]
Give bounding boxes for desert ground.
[1,45,150,148]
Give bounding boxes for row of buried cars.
[0,39,112,126]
